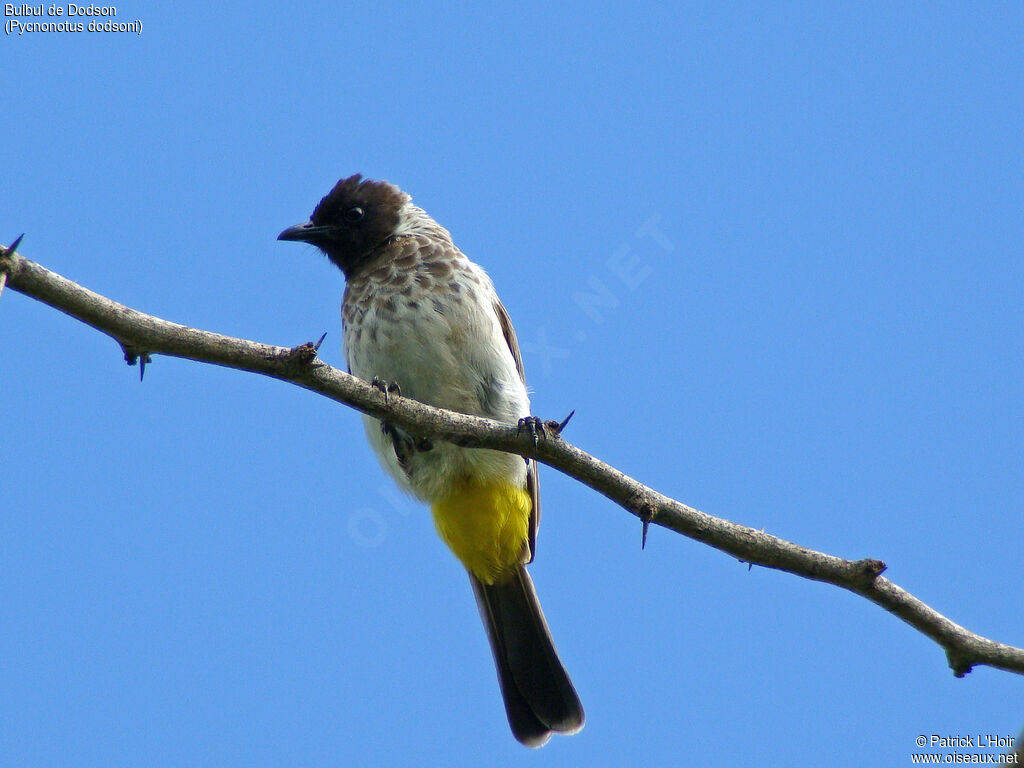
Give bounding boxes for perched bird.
[278,174,584,746]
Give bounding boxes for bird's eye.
[344,206,365,223]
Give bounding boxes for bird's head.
[278,174,409,275]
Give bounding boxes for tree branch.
[3,241,1022,679]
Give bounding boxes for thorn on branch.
[543,409,576,438]
[946,649,975,678]
[740,529,769,570]
[0,233,25,300]
[122,344,153,381]
[852,558,887,586]
[638,500,656,550]
[283,335,327,369]
[3,233,24,258]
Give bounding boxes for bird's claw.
[381,422,415,467]
[375,377,430,468]
[371,376,401,405]
[381,421,432,471]
[517,416,546,448]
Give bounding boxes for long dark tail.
[470,566,584,747]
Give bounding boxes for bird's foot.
[517,416,547,448]
[380,422,433,471]
[371,376,401,404]
[374,376,432,468]
[381,422,416,468]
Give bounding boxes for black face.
[278,174,406,275]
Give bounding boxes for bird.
[278,174,584,746]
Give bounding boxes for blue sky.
[3,2,1022,766]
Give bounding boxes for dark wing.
[493,298,540,563]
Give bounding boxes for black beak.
[278,222,329,242]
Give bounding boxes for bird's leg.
[381,422,417,470]
[518,412,574,465]
[372,377,433,469]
